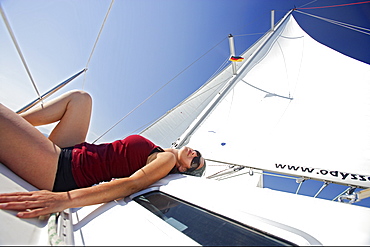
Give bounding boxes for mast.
[228,34,237,75]
[172,9,293,148]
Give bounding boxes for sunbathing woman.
[0,90,205,218]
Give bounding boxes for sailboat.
[1,0,370,245]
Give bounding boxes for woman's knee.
[68,90,92,108]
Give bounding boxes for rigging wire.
[178,58,231,106]
[82,0,115,90]
[0,3,43,106]
[132,76,231,136]
[97,31,270,141]
[130,33,262,137]
[234,32,265,37]
[93,8,284,141]
[129,66,234,136]
[298,0,319,9]
[93,2,370,142]
[296,0,370,9]
[295,10,370,36]
[93,36,228,143]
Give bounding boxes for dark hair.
[180,159,206,177]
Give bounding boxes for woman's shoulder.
[147,149,175,164]
[156,150,176,162]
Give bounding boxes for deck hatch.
[133,191,295,246]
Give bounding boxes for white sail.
[1,3,370,245]
[139,44,246,148]
[142,13,370,188]
[140,11,292,148]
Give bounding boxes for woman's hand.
[0,190,69,218]
[0,152,176,219]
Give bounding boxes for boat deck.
[2,161,370,245]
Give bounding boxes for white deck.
[2,162,370,245]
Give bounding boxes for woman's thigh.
[0,103,60,190]
[48,90,92,148]
[21,90,92,148]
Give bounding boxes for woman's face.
[176,146,205,173]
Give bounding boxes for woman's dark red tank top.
[71,135,161,188]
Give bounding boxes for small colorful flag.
[229,56,244,62]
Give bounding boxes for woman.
[0,90,205,218]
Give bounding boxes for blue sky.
[1,0,369,207]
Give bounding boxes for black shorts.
[52,147,79,192]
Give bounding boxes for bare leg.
[0,103,60,190]
[0,90,92,190]
[20,90,92,148]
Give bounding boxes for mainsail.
[1,3,370,245]
[142,11,370,188]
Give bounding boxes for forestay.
[139,10,291,149]
[142,12,370,188]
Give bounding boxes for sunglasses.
[187,150,202,172]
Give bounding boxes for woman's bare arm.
[0,152,175,218]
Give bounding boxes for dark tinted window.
[134,191,294,246]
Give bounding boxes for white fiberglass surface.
[0,163,49,245]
